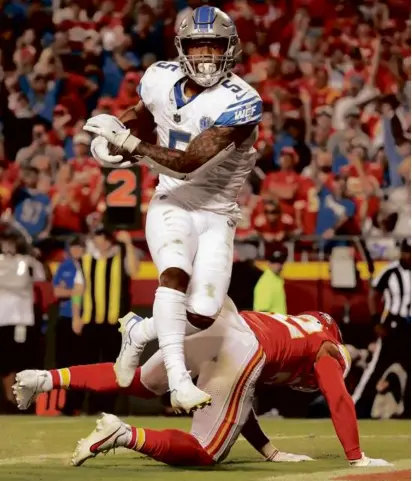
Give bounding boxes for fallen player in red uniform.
[13,298,391,468]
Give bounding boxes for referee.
[353,238,411,417]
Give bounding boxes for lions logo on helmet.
[175,6,240,88]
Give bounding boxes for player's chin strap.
[136,142,236,180]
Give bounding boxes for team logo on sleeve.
[199,116,214,131]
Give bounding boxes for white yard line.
[0,452,73,466]
[238,434,410,442]
[257,459,411,481]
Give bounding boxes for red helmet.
[298,311,343,343]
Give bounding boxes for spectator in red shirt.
[113,71,141,117]
[258,57,284,104]
[49,104,73,147]
[312,106,334,150]
[235,181,259,242]
[340,144,384,191]
[253,199,295,258]
[0,161,15,213]
[307,68,340,112]
[256,107,275,171]
[339,146,383,231]
[261,146,301,220]
[50,164,84,234]
[69,133,99,176]
[92,97,115,117]
[295,176,319,236]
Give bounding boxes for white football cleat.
[170,374,212,414]
[114,312,146,387]
[71,413,130,467]
[13,370,52,410]
[349,453,393,467]
[271,452,314,462]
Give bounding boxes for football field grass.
[0,416,409,481]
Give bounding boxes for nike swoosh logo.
[235,92,247,101]
[90,426,122,453]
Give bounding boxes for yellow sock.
[57,368,71,388]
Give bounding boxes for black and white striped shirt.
[372,261,411,318]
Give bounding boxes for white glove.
[90,136,134,168]
[85,113,126,134]
[84,114,141,154]
[268,451,314,463]
[349,453,393,467]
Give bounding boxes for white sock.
[153,286,189,390]
[132,316,200,346]
[133,317,157,345]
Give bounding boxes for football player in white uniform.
[83,6,263,413]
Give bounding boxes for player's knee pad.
[187,293,222,319]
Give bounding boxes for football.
[124,118,157,144]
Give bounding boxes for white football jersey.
[138,61,262,220]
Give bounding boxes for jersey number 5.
[169,130,191,149]
[265,313,323,339]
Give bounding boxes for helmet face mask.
[175,6,240,88]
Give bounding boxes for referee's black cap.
[269,244,288,264]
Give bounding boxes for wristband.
[260,442,279,461]
[122,133,141,153]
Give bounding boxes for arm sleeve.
[314,355,361,461]
[240,409,272,455]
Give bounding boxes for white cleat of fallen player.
[270,451,314,462]
[72,414,131,467]
[114,312,147,387]
[349,453,393,467]
[170,373,212,414]
[13,370,52,410]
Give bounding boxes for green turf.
[0,417,409,481]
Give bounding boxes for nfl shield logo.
[200,116,213,131]
[173,113,181,123]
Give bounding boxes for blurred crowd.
[0,0,410,262]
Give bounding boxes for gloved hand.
[349,453,393,467]
[84,114,141,155]
[267,451,314,462]
[90,136,134,168]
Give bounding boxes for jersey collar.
[173,78,199,109]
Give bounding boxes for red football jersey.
[294,177,319,235]
[241,311,349,391]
